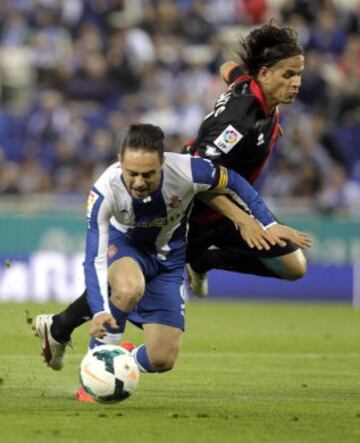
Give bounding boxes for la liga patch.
[213,125,243,153]
[87,191,99,218]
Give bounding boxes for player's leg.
[134,323,183,372]
[186,217,218,297]
[89,256,145,349]
[187,217,307,296]
[211,217,307,280]
[50,290,92,343]
[128,265,186,372]
[34,231,148,367]
[192,247,306,279]
[260,248,307,280]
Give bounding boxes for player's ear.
[258,66,269,80]
[257,66,271,86]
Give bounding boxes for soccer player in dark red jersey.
[183,21,310,296]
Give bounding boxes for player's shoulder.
[164,152,192,168]
[164,152,196,181]
[93,162,121,193]
[231,89,262,122]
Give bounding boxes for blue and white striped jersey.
[84,152,276,314]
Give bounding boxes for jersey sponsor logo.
[135,217,168,228]
[213,125,243,153]
[86,191,99,218]
[169,195,182,208]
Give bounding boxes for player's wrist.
[93,310,111,318]
[263,221,278,230]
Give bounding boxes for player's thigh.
[128,266,186,332]
[214,218,300,258]
[108,256,145,303]
[143,323,183,369]
[106,231,152,304]
[260,249,307,280]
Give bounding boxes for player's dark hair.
[237,21,303,77]
[120,123,165,160]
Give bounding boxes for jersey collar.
[249,79,270,117]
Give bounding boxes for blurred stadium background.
[0,0,359,304]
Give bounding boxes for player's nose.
[133,176,146,188]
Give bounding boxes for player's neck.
[264,97,278,114]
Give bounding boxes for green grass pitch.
[0,300,359,443]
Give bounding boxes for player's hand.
[235,217,276,251]
[89,313,118,338]
[266,224,312,249]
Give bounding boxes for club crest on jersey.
[169,195,182,208]
[86,191,99,218]
[214,125,243,153]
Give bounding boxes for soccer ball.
[79,344,140,403]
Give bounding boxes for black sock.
[51,290,92,343]
[190,249,279,278]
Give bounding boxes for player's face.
[120,148,163,200]
[259,55,304,111]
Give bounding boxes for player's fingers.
[242,231,256,249]
[274,237,287,247]
[298,236,312,248]
[254,235,270,250]
[252,239,263,250]
[108,317,118,329]
[89,325,104,338]
[260,237,271,250]
[262,231,277,246]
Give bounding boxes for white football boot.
[33,314,69,370]
[186,264,208,298]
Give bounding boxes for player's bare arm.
[196,192,277,251]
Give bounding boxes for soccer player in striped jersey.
[34,123,310,400]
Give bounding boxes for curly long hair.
[237,21,303,77]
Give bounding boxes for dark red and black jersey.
[185,65,282,223]
[186,65,281,184]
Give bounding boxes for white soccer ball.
[79,344,140,403]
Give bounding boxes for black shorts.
[186,217,298,262]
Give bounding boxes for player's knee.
[149,348,179,373]
[111,279,144,309]
[283,255,307,281]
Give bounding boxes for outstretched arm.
[197,192,312,250]
[196,192,279,250]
